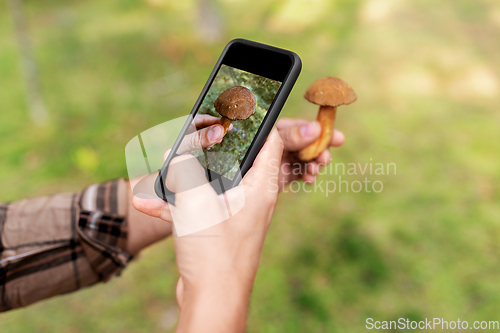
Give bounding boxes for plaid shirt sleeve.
[0,178,133,312]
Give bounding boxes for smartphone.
[155,38,301,201]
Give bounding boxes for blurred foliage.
[193,65,281,178]
[1,0,500,332]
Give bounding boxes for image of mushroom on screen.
[186,64,282,180]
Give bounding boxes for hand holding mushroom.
[298,77,356,161]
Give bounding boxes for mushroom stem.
[298,105,337,161]
[220,116,232,136]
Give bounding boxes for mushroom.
[298,77,357,161]
[214,86,256,139]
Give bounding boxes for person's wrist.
[177,275,251,332]
[186,270,252,305]
[126,179,172,254]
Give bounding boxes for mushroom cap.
[214,86,256,120]
[304,77,357,107]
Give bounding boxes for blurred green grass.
[1,0,499,332]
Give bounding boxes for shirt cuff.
[77,178,132,282]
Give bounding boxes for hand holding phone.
[155,39,301,200]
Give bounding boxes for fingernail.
[300,122,319,137]
[208,125,223,142]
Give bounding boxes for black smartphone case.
[154,38,302,202]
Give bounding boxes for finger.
[303,150,331,179]
[166,155,229,236]
[276,117,309,129]
[331,129,345,147]
[306,161,320,177]
[165,154,209,193]
[130,173,173,221]
[193,114,221,128]
[177,124,225,154]
[303,174,316,185]
[244,128,284,189]
[278,120,321,151]
[132,196,173,222]
[194,114,233,131]
[315,149,331,168]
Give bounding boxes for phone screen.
[179,64,282,180]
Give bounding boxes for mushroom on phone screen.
[298,77,357,161]
[213,86,256,143]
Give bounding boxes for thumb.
[165,154,210,194]
[278,121,321,151]
[177,125,225,154]
[165,154,228,237]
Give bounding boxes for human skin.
[126,114,231,254]
[275,117,345,186]
[159,129,283,332]
[125,118,345,332]
[125,117,344,254]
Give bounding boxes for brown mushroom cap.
[214,86,256,120]
[304,77,357,107]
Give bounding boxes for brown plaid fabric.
[0,179,132,312]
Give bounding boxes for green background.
[1,0,499,332]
